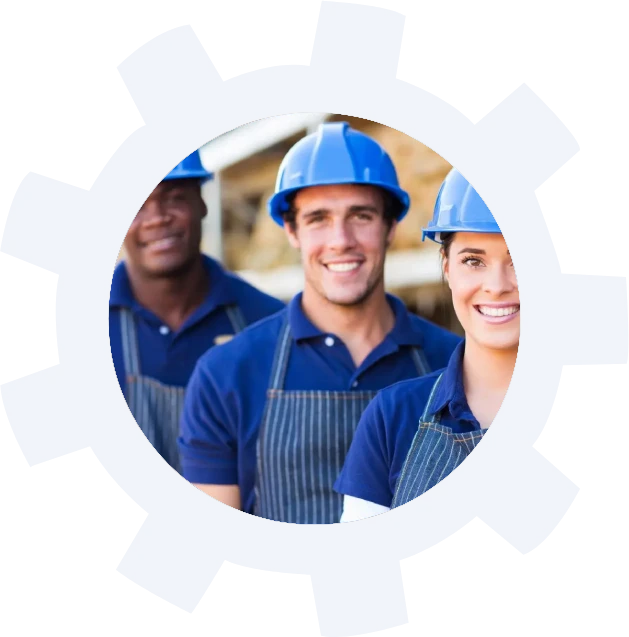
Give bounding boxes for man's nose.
[138,200,171,226]
[327,219,356,250]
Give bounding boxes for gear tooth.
[118,512,223,612]
[1,174,89,274]
[555,274,627,365]
[477,448,578,553]
[3,18,604,636]
[89,128,206,229]
[311,2,404,78]
[378,85,475,166]
[118,26,223,127]
[474,84,579,190]
[1,366,90,465]
[497,360,564,446]
[311,560,407,636]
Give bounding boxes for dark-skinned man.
[109,150,284,473]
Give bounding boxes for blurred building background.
[198,113,462,335]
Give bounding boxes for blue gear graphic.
[1,3,627,636]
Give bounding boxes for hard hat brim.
[162,170,214,182]
[268,181,410,227]
[422,223,502,243]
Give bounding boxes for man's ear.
[284,220,300,249]
[194,183,207,219]
[385,219,397,248]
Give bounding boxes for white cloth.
[339,495,390,522]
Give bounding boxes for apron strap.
[409,346,431,376]
[421,372,444,424]
[268,315,292,391]
[120,308,141,377]
[390,372,445,508]
[268,325,432,392]
[121,304,246,380]
[224,304,247,334]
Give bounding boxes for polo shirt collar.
[429,340,477,423]
[386,294,425,347]
[288,293,323,341]
[287,292,424,347]
[109,255,238,316]
[109,261,137,309]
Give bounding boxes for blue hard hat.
[163,149,213,182]
[422,168,501,243]
[268,121,410,226]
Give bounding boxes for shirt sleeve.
[178,357,239,485]
[339,495,390,522]
[334,394,394,508]
[108,309,127,397]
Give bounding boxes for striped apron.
[254,317,431,524]
[391,373,484,508]
[119,304,247,473]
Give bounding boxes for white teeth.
[326,262,360,272]
[148,237,177,249]
[478,305,519,317]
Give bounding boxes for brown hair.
[440,232,455,258]
[439,232,455,287]
[281,186,402,231]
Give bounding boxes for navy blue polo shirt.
[109,255,285,397]
[179,293,461,514]
[334,340,481,507]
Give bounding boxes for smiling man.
[178,123,462,523]
[109,150,284,473]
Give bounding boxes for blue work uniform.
[334,341,484,508]
[179,293,461,523]
[109,255,285,473]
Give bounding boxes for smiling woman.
[335,168,519,520]
[444,232,519,354]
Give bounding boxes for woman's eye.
[462,257,483,267]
